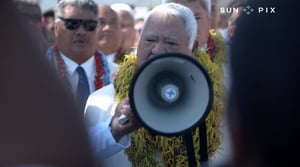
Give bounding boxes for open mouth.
[73,39,87,44]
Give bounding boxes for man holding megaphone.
[85,3,224,167]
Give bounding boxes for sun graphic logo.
[219,5,276,15]
[243,5,255,15]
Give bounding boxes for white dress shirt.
[104,52,117,64]
[85,84,131,166]
[60,52,118,96]
[60,52,126,165]
[60,52,96,95]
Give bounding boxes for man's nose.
[75,24,87,33]
[102,24,109,31]
[152,43,167,56]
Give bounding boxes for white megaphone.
[121,52,213,136]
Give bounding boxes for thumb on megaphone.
[110,97,141,141]
[118,114,129,125]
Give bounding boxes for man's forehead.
[148,13,183,25]
[99,12,118,20]
[99,6,116,16]
[143,31,178,39]
[64,5,96,18]
[64,5,79,14]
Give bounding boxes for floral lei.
[205,29,227,67]
[206,33,215,62]
[51,44,111,90]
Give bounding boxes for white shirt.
[85,84,131,166]
[60,52,96,95]
[60,52,118,95]
[47,48,123,166]
[104,52,117,64]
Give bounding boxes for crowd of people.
[3,0,297,166]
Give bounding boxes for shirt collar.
[104,51,117,63]
[60,51,95,78]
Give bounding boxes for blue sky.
[40,0,162,12]
[40,0,56,12]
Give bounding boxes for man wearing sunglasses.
[46,0,137,162]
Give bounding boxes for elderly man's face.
[137,13,192,66]
[54,5,98,64]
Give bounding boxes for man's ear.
[192,40,199,56]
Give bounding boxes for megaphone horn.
[128,52,213,136]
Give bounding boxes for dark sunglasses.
[59,17,98,31]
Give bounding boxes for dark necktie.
[76,66,90,112]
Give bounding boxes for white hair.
[162,0,212,17]
[55,0,98,22]
[143,3,197,49]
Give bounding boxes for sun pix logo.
[220,5,276,15]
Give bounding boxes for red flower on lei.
[206,33,216,62]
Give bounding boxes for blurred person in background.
[133,17,144,47]
[14,0,50,54]
[42,8,56,46]
[111,3,137,57]
[96,4,122,64]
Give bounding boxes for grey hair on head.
[55,0,98,22]
[143,3,197,49]
[162,0,212,17]
[111,3,134,18]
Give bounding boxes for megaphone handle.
[199,122,208,163]
[184,133,197,167]
[118,114,129,125]
[199,121,210,167]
